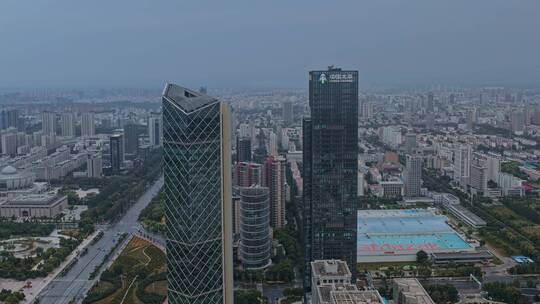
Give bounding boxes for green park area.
[0,233,80,281]
[138,191,165,234]
[501,160,529,181]
[84,236,166,304]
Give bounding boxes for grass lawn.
[144,280,167,295]
[84,236,166,304]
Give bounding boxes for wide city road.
[36,176,164,304]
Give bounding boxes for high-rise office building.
[263,155,287,229]
[148,113,163,147]
[510,111,525,134]
[466,108,477,131]
[81,112,96,137]
[485,155,501,183]
[110,133,124,173]
[239,186,271,269]
[303,67,359,290]
[1,128,18,156]
[87,153,103,178]
[449,93,455,104]
[41,111,56,136]
[404,154,422,197]
[0,108,19,130]
[454,144,472,188]
[162,84,233,304]
[268,131,278,156]
[234,162,262,187]
[425,114,435,130]
[282,101,293,127]
[236,137,252,163]
[404,133,417,154]
[124,123,140,154]
[60,112,75,138]
[360,100,373,120]
[470,158,487,195]
[426,92,435,112]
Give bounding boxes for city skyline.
[1,2,540,303]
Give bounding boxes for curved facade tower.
[162,84,233,304]
[239,186,271,269]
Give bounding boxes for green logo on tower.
[319,73,327,84]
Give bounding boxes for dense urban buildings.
[162,83,233,304]
[303,67,359,290]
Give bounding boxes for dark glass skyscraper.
[123,123,140,154]
[162,84,233,304]
[110,133,124,173]
[236,137,251,163]
[303,67,359,291]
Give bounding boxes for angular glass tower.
[162,84,233,304]
[303,67,359,291]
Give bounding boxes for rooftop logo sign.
[318,72,354,84]
[329,73,354,83]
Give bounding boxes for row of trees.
[0,221,55,239]
[235,290,268,304]
[138,190,165,233]
[502,198,540,225]
[424,284,459,303]
[483,282,521,304]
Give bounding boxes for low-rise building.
[393,278,435,304]
[0,194,67,218]
[380,180,403,198]
[311,260,383,304]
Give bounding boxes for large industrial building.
[357,209,474,263]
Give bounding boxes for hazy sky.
[1,0,539,89]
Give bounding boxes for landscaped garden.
[83,236,166,304]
